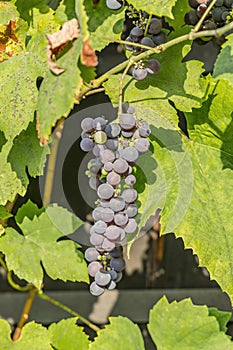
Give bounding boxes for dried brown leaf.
[81,39,98,67]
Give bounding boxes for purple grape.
[88,158,102,174]
[127,106,135,114]
[132,67,148,81]
[109,246,123,258]
[90,233,104,246]
[105,225,121,241]
[101,238,116,251]
[109,197,126,212]
[105,138,119,150]
[99,199,110,208]
[105,123,121,138]
[152,31,168,45]
[139,121,151,137]
[115,271,123,282]
[106,0,122,10]
[88,261,103,277]
[109,269,118,280]
[122,146,139,163]
[92,207,114,222]
[106,172,121,186]
[125,204,138,218]
[184,10,199,25]
[148,18,162,35]
[110,258,125,272]
[84,247,100,262]
[113,159,129,174]
[93,220,107,234]
[97,183,114,199]
[114,212,128,226]
[146,59,161,74]
[135,138,150,153]
[125,174,136,186]
[81,131,90,139]
[95,270,111,286]
[104,162,113,172]
[119,113,136,130]
[121,188,138,203]
[107,280,117,290]
[130,27,144,42]
[124,218,138,234]
[90,281,105,296]
[125,36,134,51]
[81,117,94,132]
[99,149,115,163]
[92,144,106,157]
[80,138,94,152]
[140,37,155,49]
[93,117,106,131]
[121,130,134,138]
[89,176,101,190]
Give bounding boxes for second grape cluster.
[80,107,151,295]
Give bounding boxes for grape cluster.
[125,17,168,53]
[106,0,123,10]
[185,0,233,30]
[80,107,151,296]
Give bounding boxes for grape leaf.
[0,1,19,24]
[0,142,25,205]
[49,318,89,350]
[7,119,50,188]
[148,296,233,350]
[84,0,125,52]
[15,0,50,24]
[167,0,190,30]
[0,206,13,220]
[0,203,89,287]
[208,308,232,333]
[37,38,83,143]
[128,0,177,19]
[15,199,45,224]
[89,316,145,350]
[0,320,52,350]
[0,52,47,141]
[213,33,233,86]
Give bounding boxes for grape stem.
[194,0,217,32]
[144,12,153,36]
[77,20,233,102]
[37,290,101,332]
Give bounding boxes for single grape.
[122,146,139,163]
[89,176,101,190]
[119,113,136,130]
[201,20,217,30]
[81,117,94,132]
[135,138,150,153]
[140,37,155,49]
[109,245,123,258]
[81,131,90,139]
[99,149,115,163]
[212,7,227,22]
[80,138,94,152]
[95,270,112,287]
[109,268,118,280]
[224,0,233,8]
[121,188,138,203]
[113,158,129,174]
[92,207,114,222]
[88,261,103,277]
[115,271,123,282]
[110,258,125,272]
[105,225,121,241]
[124,36,134,51]
[88,158,102,174]
[97,183,114,199]
[90,281,105,296]
[90,233,104,246]
[105,138,119,151]
[114,212,129,226]
[93,220,107,234]
[101,237,116,251]
[132,67,148,81]
[84,247,100,262]
[146,59,161,74]
[107,280,117,290]
[121,130,134,138]
[106,0,122,10]
[93,117,106,131]
[196,3,208,17]
[184,10,199,25]
[99,199,110,208]
[188,0,199,8]
[139,121,151,137]
[109,197,126,212]
[127,106,135,114]
[125,174,136,186]
[94,130,107,144]
[106,172,121,186]
[148,18,162,35]
[125,203,138,218]
[92,144,106,157]
[118,228,126,241]
[221,10,229,21]
[105,123,121,138]
[130,27,144,42]
[124,218,138,234]
[152,31,168,45]
[104,161,113,172]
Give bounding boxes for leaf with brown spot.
[46,18,80,75]
[81,39,98,67]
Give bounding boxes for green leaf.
[7,119,50,188]
[75,0,89,40]
[49,318,89,350]
[0,206,13,220]
[208,308,232,333]
[15,0,50,24]
[0,142,25,205]
[85,0,125,52]
[167,0,190,30]
[0,320,52,350]
[0,53,47,141]
[15,199,45,224]
[128,0,177,19]
[0,1,19,24]
[0,203,88,287]
[37,38,83,142]
[148,296,233,350]
[213,33,233,86]
[54,0,76,24]
[89,316,145,350]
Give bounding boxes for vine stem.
[77,20,233,101]
[37,291,100,332]
[12,286,37,341]
[117,58,134,119]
